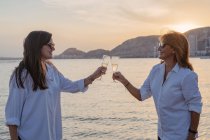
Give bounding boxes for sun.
[168,23,200,33]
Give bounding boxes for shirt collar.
[161,63,180,73]
[171,63,180,73]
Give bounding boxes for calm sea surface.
[0,58,209,140]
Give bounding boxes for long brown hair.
[15,31,52,91]
[159,31,193,71]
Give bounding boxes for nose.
[49,44,55,51]
[158,46,161,51]
[51,46,55,51]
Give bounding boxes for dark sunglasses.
[158,42,168,49]
[47,43,55,49]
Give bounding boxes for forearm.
[84,66,106,87]
[189,111,200,131]
[123,80,142,101]
[187,111,200,139]
[84,74,95,87]
[8,125,18,140]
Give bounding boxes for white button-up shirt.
[5,63,87,140]
[140,63,202,140]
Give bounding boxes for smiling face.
[41,38,55,60]
[158,42,175,61]
[158,31,193,70]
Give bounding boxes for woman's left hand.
[92,66,107,79]
[84,66,107,86]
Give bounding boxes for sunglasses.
[46,43,55,49]
[158,42,168,49]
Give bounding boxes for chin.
[48,54,53,59]
[45,56,52,60]
[158,53,165,59]
[158,55,163,59]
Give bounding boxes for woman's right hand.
[112,71,128,85]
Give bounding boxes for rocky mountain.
[54,48,110,59]
[110,35,159,58]
[54,26,210,59]
[54,48,86,59]
[84,49,110,58]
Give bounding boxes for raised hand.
[84,66,107,86]
[112,71,128,85]
[92,66,107,79]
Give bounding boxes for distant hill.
[84,49,110,58]
[54,26,210,59]
[0,57,22,60]
[110,35,159,58]
[54,48,86,59]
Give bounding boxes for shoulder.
[179,67,197,77]
[9,68,28,81]
[151,63,162,72]
[179,67,198,82]
[10,68,31,85]
[45,60,62,76]
[45,60,54,67]
[9,71,16,85]
[145,63,163,79]
[45,60,58,71]
[152,63,162,69]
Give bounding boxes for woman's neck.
[41,60,47,74]
[164,58,177,72]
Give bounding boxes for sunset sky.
[0,0,210,57]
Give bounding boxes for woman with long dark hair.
[5,30,107,140]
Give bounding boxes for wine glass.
[99,55,110,80]
[111,56,119,82]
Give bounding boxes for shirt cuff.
[188,102,202,113]
[140,88,149,101]
[5,118,20,126]
[77,79,88,93]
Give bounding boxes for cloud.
[1,0,210,57]
[40,0,170,27]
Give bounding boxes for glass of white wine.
[111,56,119,82]
[99,55,110,80]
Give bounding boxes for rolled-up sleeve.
[5,76,26,126]
[182,72,202,113]
[140,66,157,101]
[140,75,152,101]
[58,72,87,93]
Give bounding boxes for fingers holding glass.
[99,66,107,76]
[112,71,119,81]
[111,56,120,82]
[92,66,107,80]
[99,55,110,80]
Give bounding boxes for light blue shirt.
[140,63,202,140]
[5,63,87,140]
